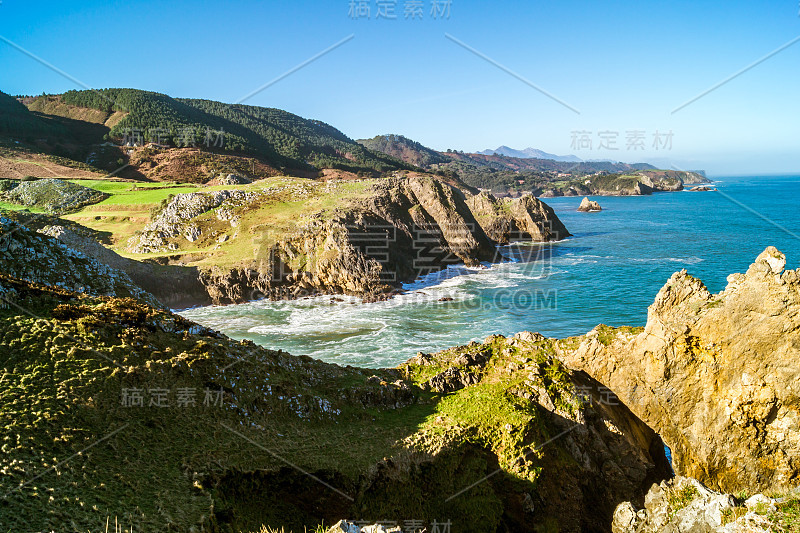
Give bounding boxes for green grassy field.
[50,177,375,266]
[0,200,47,213]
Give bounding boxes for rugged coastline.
[1,211,797,532]
[5,175,571,309]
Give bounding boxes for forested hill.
[39,89,411,174]
[358,134,451,167]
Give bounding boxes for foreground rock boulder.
[578,197,602,212]
[557,247,800,493]
[613,476,800,533]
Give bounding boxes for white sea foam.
[630,256,704,265]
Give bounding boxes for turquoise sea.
[181,175,800,368]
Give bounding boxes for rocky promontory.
[556,247,800,494]
[538,170,709,197]
[118,176,571,306]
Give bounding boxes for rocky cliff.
[538,170,708,197]
[556,247,800,494]
[465,191,571,243]
[122,176,570,306]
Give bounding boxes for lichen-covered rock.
[129,189,258,253]
[558,247,800,493]
[0,215,160,307]
[612,476,800,533]
[0,178,108,213]
[426,366,479,392]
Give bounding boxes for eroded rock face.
[466,191,572,243]
[197,177,571,304]
[557,247,800,493]
[0,216,161,307]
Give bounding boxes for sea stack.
[578,197,602,212]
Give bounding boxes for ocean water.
[180,175,800,369]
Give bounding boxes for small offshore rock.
[577,197,602,212]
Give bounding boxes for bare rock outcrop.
[129,189,257,253]
[613,476,800,533]
[0,215,161,308]
[578,197,602,212]
[557,247,800,493]
[466,191,572,243]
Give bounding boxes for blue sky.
[1,0,799,175]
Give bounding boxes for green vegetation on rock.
[0,261,667,532]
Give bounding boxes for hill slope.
[0,91,67,139]
[30,89,411,175]
[358,134,450,167]
[0,220,668,532]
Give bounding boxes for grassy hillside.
[39,89,411,175]
[26,94,127,129]
[0,259,655,532]
[58,176,374,259]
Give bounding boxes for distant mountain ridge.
[355,133,679,195]
[479,145,582,163]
